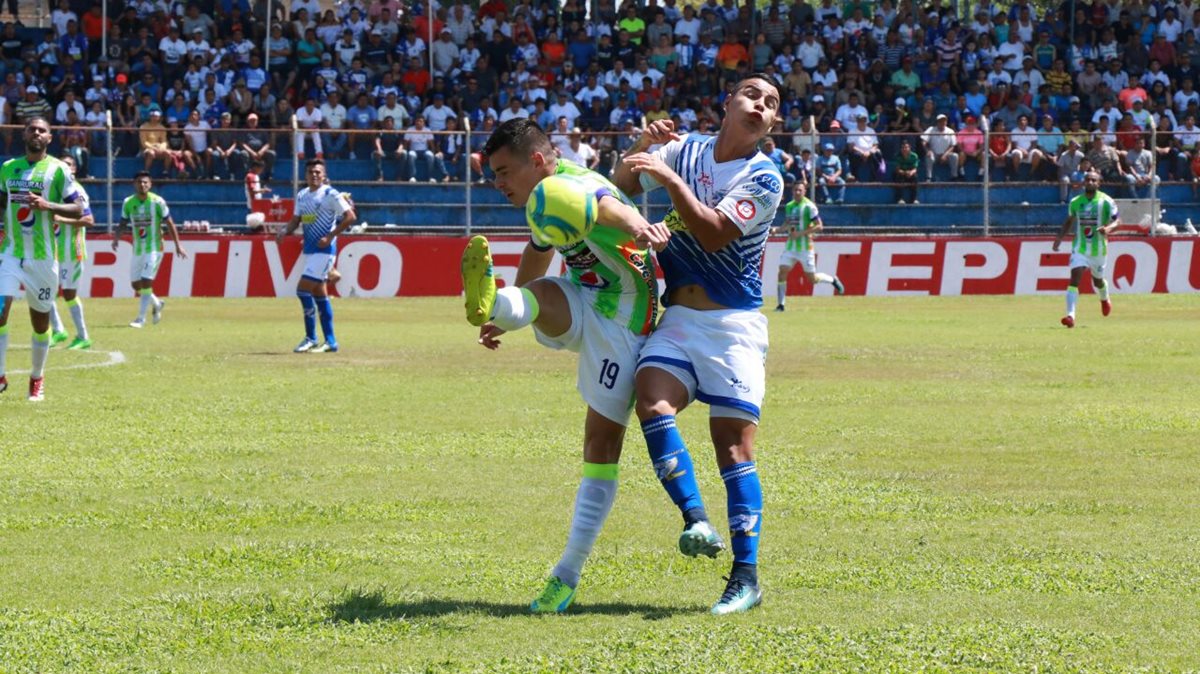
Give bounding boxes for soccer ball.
[525,174,597,247]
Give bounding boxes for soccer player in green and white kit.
[460,119,670,613]
[0,117,86,401]
[112,171,188,328]
[1053,170,1118,328]
[773,181,844,311]
[48,154,95,350]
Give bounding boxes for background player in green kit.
[112,172,188,329]
[773,181,845,311]
[1053,171,1119,328]
[48,154,95,350]
[460,119,670,614]
[0,117,86,401]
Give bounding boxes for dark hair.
[250,158,265,167]
[306,158,326,169]
[24,116,50,130]
[134,170,151,179]
[482,118,553,160]
[733,73,783,104]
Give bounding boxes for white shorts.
[131,251,163,282]
[636,305,769,422]
[0,255,59,313]
[59,258,85,291]
[780,249,816,273]
[532,276,648,426]
[302,252,335,282]
[1069,252,1107,277]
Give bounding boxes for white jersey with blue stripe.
[295,184,351,255]
[639,133,783,310]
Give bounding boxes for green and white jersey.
[1067,190,1119,257]
[55,178,91,263]
[783,197,819,253]
[552,159,658,337]
[120,192,171,255]
[0,155,72,260]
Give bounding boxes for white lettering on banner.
[1109,241,1158,293]
[1167,241,1200,292]
[940,241,1009,296]
[167,240,218,297]
[866,241,936,296]
[1014,240,1068,295]
[224,240,253,297]
[82,240,134,298]
[263,241,306,296]
[337,241,402,297]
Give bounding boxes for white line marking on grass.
[6,348,126,374]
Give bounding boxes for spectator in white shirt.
[54,90,85,125]
[560,128,600,170]
[402,116,447,182]
[921,114,961,180]
[422,93,457,131]
[1008,114,1046,174]
[320,91,349,159]
[835,92,869,130]
[183,110,213,178]
[295,97,324,158]
[847,114,883,180]
[549,91,582,127]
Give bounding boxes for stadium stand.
[4,0,1200,232]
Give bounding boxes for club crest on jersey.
[752,173,782,193]
[697,172,714,189]
[735,199,756,220]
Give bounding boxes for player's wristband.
[529,236,554,252]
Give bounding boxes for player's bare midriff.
[669,284,729,311]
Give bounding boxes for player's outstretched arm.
[612,120,681,198]
[595,195,670,251]
[56,211,95,228]
[164,216,188,259]
[1052,213,1073,251]
[515,240,556,287]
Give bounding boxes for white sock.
[49,303,65,333]
[68,299,88,340]
[776,281,786,305]
[138,291,153,320]
[1066,286,1078,317]
[814,272,834,284]
[1095,279,1110,302]
[152,293,162,310]
[0,328,8,377]
[31,331,49,379]
[551,465,619,589]
[491,286,539,332]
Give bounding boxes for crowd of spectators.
[2,0,1200,200]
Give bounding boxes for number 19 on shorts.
[598,358,620,390]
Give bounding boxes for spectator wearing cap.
[241,113,277,181]
[816,142,846,203]
[14,84,49,125]
[432,29,461,79]
[921,113,961,181]
[847,113,882,181]
[422,93,456,131]
[139,109,173,175]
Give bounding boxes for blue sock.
[641,415,706,523]
[721,461,762,569]
[315,296,335,343]
[297,291,316,341]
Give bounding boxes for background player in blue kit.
[277,159,356,353]
[614,74,783,615]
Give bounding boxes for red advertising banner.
[78,235,1200,298]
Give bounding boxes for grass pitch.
[0,294,1197,673]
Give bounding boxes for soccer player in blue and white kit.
[614,74,783,615]
[277,159,356,353]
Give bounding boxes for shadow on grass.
[327,587,688,622]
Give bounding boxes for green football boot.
[49,331,70,347]
[66,337,92,350]
[530,576,576,614]
[461,235,496,327]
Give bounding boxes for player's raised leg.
[461,235,497,327]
